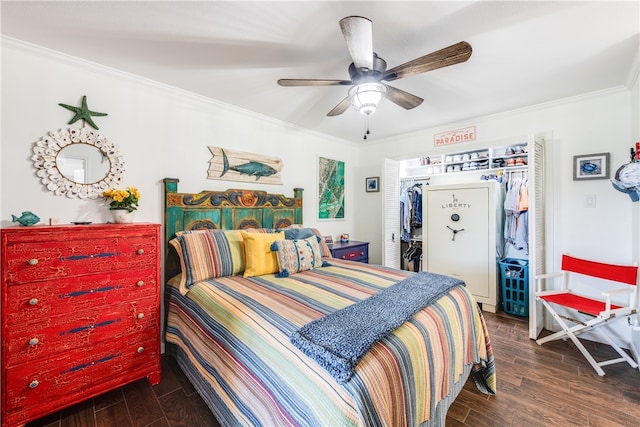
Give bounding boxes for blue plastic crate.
[499,258,529,317]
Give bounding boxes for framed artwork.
[366,176,380,192]
[207,146,283,184]
[573,153,610,180]
[318,156,345,220]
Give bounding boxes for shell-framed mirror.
[32,127,125,199]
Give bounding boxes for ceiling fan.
[278,16,472,120]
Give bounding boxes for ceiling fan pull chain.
[363,115,371,140]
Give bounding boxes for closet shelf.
[403,142,530,177]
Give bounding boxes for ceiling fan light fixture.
[349,82,387,115]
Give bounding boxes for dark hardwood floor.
[26,310,640,427]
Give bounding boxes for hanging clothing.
[503,176,521,246]
[504,174,529,254]
[400,182,424,242]
[403,242,422,272]
[515,211,529,253]
[400,187,412,242]
[411,185,423,227]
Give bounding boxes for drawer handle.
[341,255,346,259]
[29,298,39,306]
[29,338,39,346]
[62,285,121,299]
[60,252,119,261]
[28,259,38,266]
[29,380,39,389]
[137,313,145,319]
[360,251,364,256]
[136,280,145,287]
[137,249,144,255]
[137,346,145,354]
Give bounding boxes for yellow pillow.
[240,231,285,277]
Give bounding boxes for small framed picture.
[366,176,380,192]
[573,153,610,180]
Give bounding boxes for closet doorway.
[383,134,546,339]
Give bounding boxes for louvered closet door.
[528,135,545,339]
[383,158,401,269]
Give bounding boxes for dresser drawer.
[330,242,369,263]
[5,297,158,367]
[5,268,157,326]
[5,334,159,412]
[3,235,158,285]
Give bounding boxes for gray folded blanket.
[290,272,464,383]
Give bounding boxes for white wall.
[0,38,358,242]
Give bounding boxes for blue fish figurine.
[220,149,277,181]
[12,211,40,226]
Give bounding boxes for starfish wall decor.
[58,95,108,130]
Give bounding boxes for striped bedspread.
[165,259,496,427]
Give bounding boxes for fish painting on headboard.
[207,146,284,185]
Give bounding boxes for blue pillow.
[283,227,315,240]
[270,236,327,277]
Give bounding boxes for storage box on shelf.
[1,223,161,427]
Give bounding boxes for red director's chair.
[535,254,639,376]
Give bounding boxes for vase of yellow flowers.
[102,186,140,223]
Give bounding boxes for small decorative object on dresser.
[1,223,161,427]
[110,208,136,224]
[11,211,40,226]
[102,186,140,223]
[328,240,369,263]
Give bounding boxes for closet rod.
[400,175,431,182]
[506,169,528,180]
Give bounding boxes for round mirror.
[56,143,111,184]
[32,127,125,199]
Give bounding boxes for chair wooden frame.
[535,254,639,376]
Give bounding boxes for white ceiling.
[2,1,639,143]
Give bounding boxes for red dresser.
[1,223,161,427]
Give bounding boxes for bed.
[162,178,496,427]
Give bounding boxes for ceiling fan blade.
[327,96,352,116]
[383,84,424,110]
[278,79,352,87]
[339,16,373,70]
[383,41,472,81]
